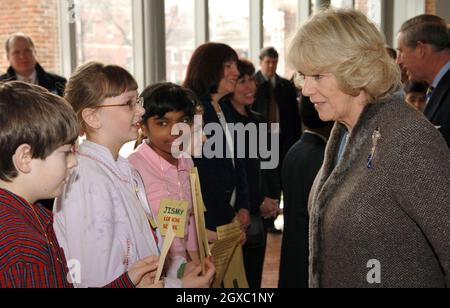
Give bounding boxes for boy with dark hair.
[0,81,160,288]
[404,80,428,112]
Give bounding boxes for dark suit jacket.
[193,97,250,230]
[279,132,327,288]
[252,71,302,160]
[225,103,265,214]
[0,63,67,97]
[425,69,450,148]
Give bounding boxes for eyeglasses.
[96,96,144,111]
[293,72,331,89]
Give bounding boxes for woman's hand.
[236,208,251,229]
[260,198,280,219]
[181,258,216,288]
[127,256,163,288]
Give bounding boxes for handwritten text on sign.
[157,199,188,238]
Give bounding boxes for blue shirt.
[432,61,450,89]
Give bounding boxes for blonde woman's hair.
[288,8,401,103]
[64,62,138,130]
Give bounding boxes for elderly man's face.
[7,37,37,77]
[396,33,423,82]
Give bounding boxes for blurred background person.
[279,95,333,288]
[0,33,66,96]
[404,80,428,112]
[397,14,450,148]
[253,47,302,234]
[225,59,280,288]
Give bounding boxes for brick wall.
[0,0,61,75]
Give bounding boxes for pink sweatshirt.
[128,142,198,260]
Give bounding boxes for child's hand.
[207,229,218,243]
[181,258,215,288]
[127,256,160,288]
[137,280,164,289]
[184,260,201,276]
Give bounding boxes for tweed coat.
[309,92,450,288]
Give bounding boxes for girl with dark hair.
[128,83,205,271]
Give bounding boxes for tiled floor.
[261,233,283,288]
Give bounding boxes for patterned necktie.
[426,86,435,102]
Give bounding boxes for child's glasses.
[96,97,144,111]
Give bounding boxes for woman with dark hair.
[183,43,250,242]
[224,59,280,288]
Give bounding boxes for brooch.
[367,127,381,170]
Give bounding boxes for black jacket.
[193,97,250,230]
[0,63,67,97]
[252,71,302,160]
[279,132,327,288]
[425,69,450,148]
[225,101,267,214]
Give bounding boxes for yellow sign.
[157,198,188,238]
[190,168,211,275]
[211,232,241,288]
[155,221,176,282]
[212,222,249,289]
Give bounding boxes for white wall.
[435,0,450,22]
[391,0,426,47]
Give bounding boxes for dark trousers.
[243,242,266,289]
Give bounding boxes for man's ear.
[81,108,102,130]
[13,144,34,174]
[415,41,428,59]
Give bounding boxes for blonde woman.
[288,9,450,288]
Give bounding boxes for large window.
[74,0,134,73]
[209,0,250,58]
[263,0,298,79]
[165,0,195,84]
[355,0,382,26]
[310,0,382,28]
[331,0,354,8]
[0,0,62,75]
